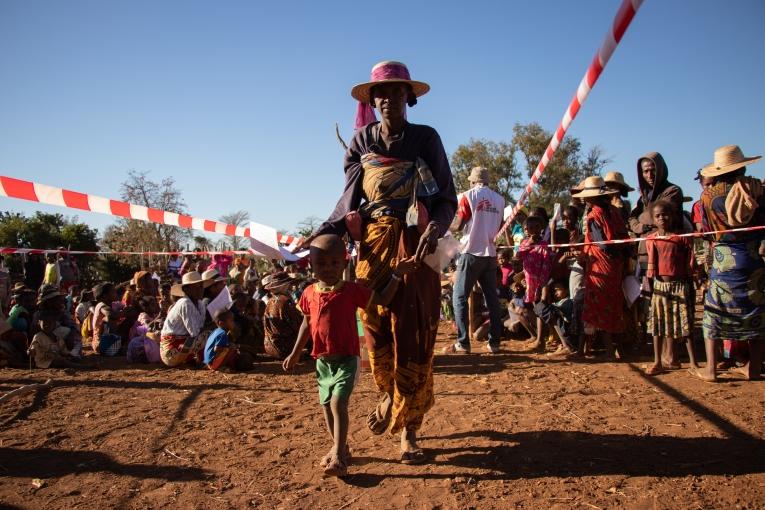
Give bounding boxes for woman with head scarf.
[691,145,765,382]
[300,61,457,463]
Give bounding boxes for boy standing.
[283,234,416,477]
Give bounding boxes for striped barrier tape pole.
[0,248,255,256]
[495,0,644,241]
[0,175,299,245]
[544,224,765,250]
[4,225,763,257]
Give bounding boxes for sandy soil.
[0,325,764,510]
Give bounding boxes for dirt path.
[0,326,763,509]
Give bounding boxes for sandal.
[323,455,348,477]
[367,393,392,435]
[400,449,427,465]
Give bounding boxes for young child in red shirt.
[283,234,416,477]
[644,200,699,375]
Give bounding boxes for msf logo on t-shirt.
[475,198,500,215]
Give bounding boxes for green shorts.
[316,355,359,405]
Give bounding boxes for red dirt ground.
[0,325,764,509]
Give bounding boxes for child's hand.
[282,353,299,371]
[394,256,419,276]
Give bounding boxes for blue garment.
[203,328,230,365]
[452,253,503,348]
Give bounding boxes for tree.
[512,122,610,212]
[102,170,190,252]
[294,215,322,238]
[192,235,212,252]
[219,210,250,250]
[0,211,100,286]
[450,139,521,203]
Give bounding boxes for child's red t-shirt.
[298,281,373,358]
[645,232,694,279]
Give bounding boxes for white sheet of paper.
[423,233,461,273]
[248,221,308,261]
[206,285,232,319]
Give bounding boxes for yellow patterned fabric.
[357,211,439,434]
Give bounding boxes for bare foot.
[688,366,717,383]
[729,364,759,381]
[323,454,347,477]
[645,363,664,376]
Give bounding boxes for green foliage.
[450,122,611,214]
[512,122,610,212]
[294,216,322,238]
[450,139,521,204]
[0,211,100,285]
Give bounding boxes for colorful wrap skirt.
[703,240,765,342]
[356,216,440,434]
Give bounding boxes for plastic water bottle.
[416,158,439,197]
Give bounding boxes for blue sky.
[1,0,763,241]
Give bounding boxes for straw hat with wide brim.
[603,171,635,192]
[171,271,212,297]
[262,272,293,291]
[351,61,430,104]
[700,145,761,178]
[37,287,62,304]
[201,268,227,284]
[571,176,619,199]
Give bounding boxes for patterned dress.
[581,203,629,333]
[701,177,765,341]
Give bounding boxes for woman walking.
[305,61,457,463]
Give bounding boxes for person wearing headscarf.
[691,145,765,382]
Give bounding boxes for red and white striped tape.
[496,0,644,240]
[0,175,299,245]
[546,225,765,250]
[0,247,254,256]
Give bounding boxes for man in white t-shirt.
[447,166,505,354]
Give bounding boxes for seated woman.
[91,282,123,354]
[159,271,211,367]
[32,285,83,358]
[263,272,302,360]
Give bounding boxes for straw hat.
[262,272,293,291]
[11,282,34,297]
[201,268,226,284]
[468,166,489,184]
[571,176,619,199]
[171,271,211,297]
[603,171,635,192]
[37,285,62,304]
[700,145,761,178]
[351,61,430,104]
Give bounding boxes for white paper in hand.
[248,221,309,261]
[423,232,461,273]
[207,285,232,319]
